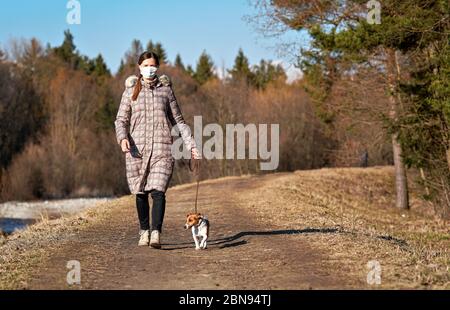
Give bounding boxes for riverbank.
[0,197,114,234]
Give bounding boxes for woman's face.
[139,58,158,69]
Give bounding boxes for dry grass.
[0,196,132,290]
[237,166,449,288]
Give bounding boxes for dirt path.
[27,173,353,289]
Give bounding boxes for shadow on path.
[161,227,339,250]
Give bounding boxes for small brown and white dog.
[184,213,210,250]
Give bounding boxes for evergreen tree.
[146,40,155,53]
[395,2,449,210]
[53,29,79,69]
[124,39,143,67]
[252,60,286,89]
[194,50,215,85]
[95,93,116,130]
[78,55,95,75]
[228,48,254,84]
[174,53,185,71]
[146,40,167,64]
[92,54,111,77]
[186,64,195,77]
[154,42,167,64]
[117,59,125,74]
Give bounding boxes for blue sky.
[0,0,304,78]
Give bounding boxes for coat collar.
[125,74,171,89]
[141,75,163,89]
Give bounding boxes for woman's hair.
[132,51,160,101]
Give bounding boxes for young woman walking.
[115,51,200,249]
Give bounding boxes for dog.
[184,213,210,250]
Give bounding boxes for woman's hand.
[191,147,201,160]
[121,139,130,153]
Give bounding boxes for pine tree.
[228,48,254,84]
[77,55,95,75]
[252,60,286,89]
[174,53,185,71]
[53,29,79,69]
[186,64,195,77]
[194,51,215,85]
[393,1,450,211]
[124,39,143,67]
[146,40,155,53]
[146,40,167,64]
[154,42,167,64]
[95,94,116,130]
[117,59,125,75]
[93,54,111,77]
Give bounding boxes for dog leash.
[189,158,201,213]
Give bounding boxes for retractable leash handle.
[189,158,201,214]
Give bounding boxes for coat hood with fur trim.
[125,74,172,88]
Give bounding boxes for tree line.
[248,0,449,216]
[0,30,333,202]
[1,2,447,219]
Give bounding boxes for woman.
[115,51,200,249]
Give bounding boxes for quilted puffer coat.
[115,74,196,194]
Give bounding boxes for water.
[0,197,113,235]
[0,218,36,234]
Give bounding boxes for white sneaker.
[149,230,161,249]
[138,230,149,246]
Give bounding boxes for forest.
[0,0,448,219]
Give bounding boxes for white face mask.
[140,66,158,78]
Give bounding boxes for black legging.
[136,189,166,232]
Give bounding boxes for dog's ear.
[197,213,203,218]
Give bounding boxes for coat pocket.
[129,143,143,158]
[127,134,144,158]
